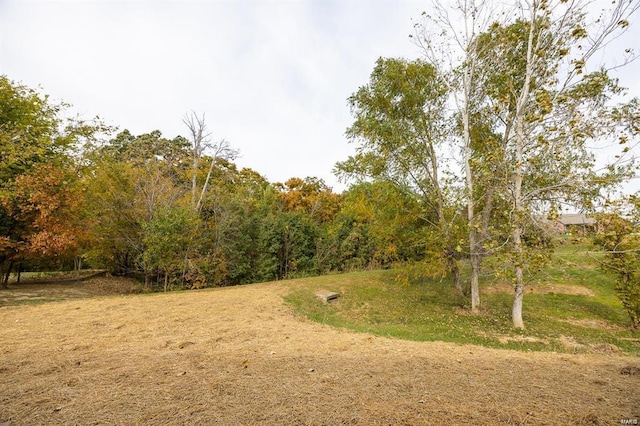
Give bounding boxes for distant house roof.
[557,214,596,226]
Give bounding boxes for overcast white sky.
[0,0,431,191]
[1,0,639,192]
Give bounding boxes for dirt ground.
[0,279,638,425]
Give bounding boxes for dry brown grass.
[1,279,639,425]
[482,280,595,296]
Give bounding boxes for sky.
[0,0,432,191]
[1,0,639,193]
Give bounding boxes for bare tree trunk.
[184,112,209,207]
[469,236,481,312]
[512,257,525,329]
[512,131,526,328]
[463,93,481,313]
[510,1,538,329]
[196,158,216,213]
[512,125,526,328]
[448,254,464,296]
[0,258,5,289]
[2,259,14,289]
[0,262,6,290]
[456,4,484,313]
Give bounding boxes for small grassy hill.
[283,240,640,354]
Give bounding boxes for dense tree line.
[2,0,639,329]
[0,80,427,290]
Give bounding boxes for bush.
[594,214,640,328]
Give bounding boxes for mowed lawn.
[1,258,639,425]
[285,241,638,355]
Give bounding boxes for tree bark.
[463,100,481,313]
[2,259,14,289]
[512,261,525,329]
[469,243,481,312]
[447,254,464,296]
[512,214,526,328]
[510,2,537,329]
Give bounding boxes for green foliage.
[141,204,200,290]
[338,181,425,267]
[593,212,640,328]
[337,57,464,292]
[337,57,447,194]
[0,75,63,182]
[257,211,320,281]
[195,165,270,286]
[83,131,191,282]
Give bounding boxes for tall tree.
[0,76,105,286]
[415,0,639,327]
[413,0,510,312]
[335,58,465,291]
[84,130,192,285]
[483,1,639,328]
[183,112,238,212]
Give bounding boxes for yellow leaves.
[573,59,585,74]
[618,20,629,29]
[571,26,588,39]
[277,177,341,223]
[534,89,553,116]
[0,236,14,251]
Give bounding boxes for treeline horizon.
[0,76,429,290]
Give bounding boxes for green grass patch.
[283,242,640,354]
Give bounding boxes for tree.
[84,130,192,286]
[141,204,200,291]
[335,58,466,291]
[414,0,639,327]
[594,205,640,329]
[337,181,427,270]
[183,111,238,212]
[481,2,639,328]
[0,76,105,286]
[275,177,341,223]
[196,160,270,285]
[413,0,504,312]
[257,210,320,281]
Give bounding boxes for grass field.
[284,241,639,354]
[0,241,639,424]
